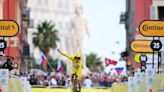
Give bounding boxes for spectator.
[57,76,65,86]
[44,76,50,86]
[37,76,44,85]
[102,76,109,87]
[83,76,93,88]
[65,75,71,87]
[108,78,113,87]
[29,75,37,85]
[50,76,57,86]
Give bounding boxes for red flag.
[56,60,64,73]
[38,52,47,70]
[42,56,46,67]
[105,58,117,66]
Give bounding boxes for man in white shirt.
[65,75,71,87]
[50,76,57,86]
[83,76,93,88]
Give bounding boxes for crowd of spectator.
[21,71,128,88]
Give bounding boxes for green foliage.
[86,53,104,72]
[33,21,59,56]
[28,60,40,69]
[27,56,66,74]
[47,56,66,74]
[33,61,39,69]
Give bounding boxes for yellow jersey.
[60,51,82,79]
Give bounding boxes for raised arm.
[57,49,74,60]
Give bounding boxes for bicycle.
[72,73,80,92]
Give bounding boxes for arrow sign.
[0,20,19,37]
[131,40,153,52]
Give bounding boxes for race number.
[140,55,147,62]
[150,40,162,51]
[0,40,7,51]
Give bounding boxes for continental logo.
[131,40,153,52]
[0,20,19,37]
[139,20,164,37]
[142,25,164,31]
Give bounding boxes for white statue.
[71,6,91,75]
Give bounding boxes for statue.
[70,6,91,75]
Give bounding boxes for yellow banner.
[131,40,152,52]
[32,88,111,92]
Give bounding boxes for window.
[62,0,69,9]
[57,0,62,8]
[58,22,63,30]
[158,7,164,20]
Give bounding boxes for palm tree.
[86,53,104,72]
[33,21,59,57]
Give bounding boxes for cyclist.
[57,49,82,92]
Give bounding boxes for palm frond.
[32,21,59,56]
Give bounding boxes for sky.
[80,0,126,61]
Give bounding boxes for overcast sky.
[80,0,126,61]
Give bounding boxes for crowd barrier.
[110,84,128,92]
[109,74,164,92]
[7,75,164,92]
[8,78,24,92]
[1,68,164,92]
[0,69,32,92]
[32,88,111,92]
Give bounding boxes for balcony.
[22,7,30,21]
[22,0,28,7]
[119,12,126,24]
[23,19,34,29]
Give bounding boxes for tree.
[47,57,66,74]
[33,21,59,57]
[86,53,104,72]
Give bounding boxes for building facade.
[123,0,164,70]
[122,0,153,69]
[27,0,80,74]
[0,0,31,73]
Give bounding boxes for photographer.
[0,56,18,71]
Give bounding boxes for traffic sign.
[0,40,6,51]
[0,20,19,37]
[150,40,162,51]
[139,20,164,37]
[131,40,153,52]
[134,54,160,63]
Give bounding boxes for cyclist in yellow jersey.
[57,49,82,92]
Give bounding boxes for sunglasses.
[74,57,80,59]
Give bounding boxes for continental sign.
[131,40,153,52]
[0,20,19,37]
[139,20,164,37]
